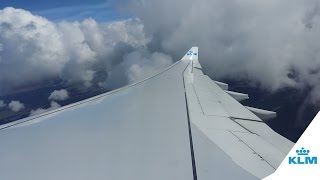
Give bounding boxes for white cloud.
[0,7,149,94]
[0,100,6,108]
[8,101,25,112]
[48,89,69,101]
[30,101,61,116]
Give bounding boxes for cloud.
[48,89,69,101]
[0,7,152,94]
[105,50,172,88]
[0,100,6,108]
[126,0,320,100]
[30,101,61,116]
[126,52,172,83]
[2,3,320,128]
[8,101,25,112]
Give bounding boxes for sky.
[0,0,125,22]
[0,0,320,136]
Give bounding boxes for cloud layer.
[5,2,320,96]
[1,2,320,128]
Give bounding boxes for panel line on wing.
[230,119,256,134]
[228,131,276,170]
[189,76,206,115]
[182,61,198,180]
[230,117,263,122]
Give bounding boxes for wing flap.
[233,119,293,153]
[231,131,286,168]
[194,126,276,178]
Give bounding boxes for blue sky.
[0,0,128,22]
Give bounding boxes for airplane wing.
[0,47,293,180]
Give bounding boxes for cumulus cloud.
[8,101,25,112]
[48,89,69,101]
[30,101,61,116]
[0,100,6,108]
[0,7,155,94]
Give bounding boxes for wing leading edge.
[0,47,293,180]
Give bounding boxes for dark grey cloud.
[127,0,320,98]
[303,0,320,29]
[127,0,319,88]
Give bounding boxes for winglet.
[182,47,198,61]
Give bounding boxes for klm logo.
[186,51,197,56]
[288,147,317,165]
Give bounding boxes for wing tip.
[182,47,199,61]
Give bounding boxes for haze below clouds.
[0,0,320,127]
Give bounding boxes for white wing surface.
[0,47,293,180]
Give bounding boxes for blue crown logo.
[296,147,310,156]
[187,51,193,55]
[186,51,198,56]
